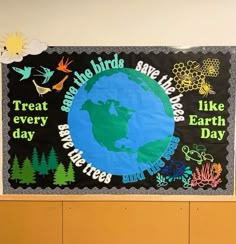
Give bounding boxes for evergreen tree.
[32,147,40,172]
[66,161,75,184]
[48,147,58,172]
[20,157,36,185]
[53,163,67,186]
[38,153,49,176]
[11,155,21,182]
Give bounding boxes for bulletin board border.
[2,46,235,196]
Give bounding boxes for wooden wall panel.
[0,201,62,244]
[190,202,236,244]
[63,201,189,244]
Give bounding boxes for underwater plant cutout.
[161,160,192,182]
[156,160,193,188]
[156,173,168,187]
[191,162,222,188]
[182,177,192,189]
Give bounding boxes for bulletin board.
[1,40,235,195]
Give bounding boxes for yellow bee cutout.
[199,81,216,97]
[172,58,220,97]
[177,74,195,88]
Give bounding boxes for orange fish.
[212,163,222,174]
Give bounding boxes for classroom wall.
[0,0,236,243]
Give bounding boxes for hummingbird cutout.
[12,66,33,81]
[34,66,54,84]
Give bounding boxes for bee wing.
[177,74,184,80]
[192,76,198,82]
[209,90,216,95]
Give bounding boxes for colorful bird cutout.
[12,66,33,81]
[52,75,69,92]
[32,80,51,96]
[57,56,73,73]
[34,66,54,84]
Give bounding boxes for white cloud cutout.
[0,39,48,64]
[25,39,48,55]
[0,51,23,64]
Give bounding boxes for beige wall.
[1,0,236,46]
[0,0,236,196]
[1,3,236,244]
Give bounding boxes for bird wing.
[42,71,54,84]
[58,57,65,67]
[41,66,51,72]
[12,67,24,75]
[65,58,73,67]
[35,68,44,76]
[64,68,72,73]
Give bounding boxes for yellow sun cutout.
[0,32,27,57]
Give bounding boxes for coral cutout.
[201,58,220,77]
[191,163,222,188]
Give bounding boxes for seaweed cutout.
[182,177,192,189]
[156,173,168,187]
[191,163,222,188]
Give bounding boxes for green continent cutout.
[81,99,134,153]
[137,136,172,163]
[84,68,173,118]
[124,69,173,118]
[84,69,121,93]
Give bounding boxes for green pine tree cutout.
[53,163,67,186]
[66,161,75,184]
[48,147,58,172]
[38,153,49,176]
[20,157,36,185]
[11,155,22,182]
[32,147,40,172]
